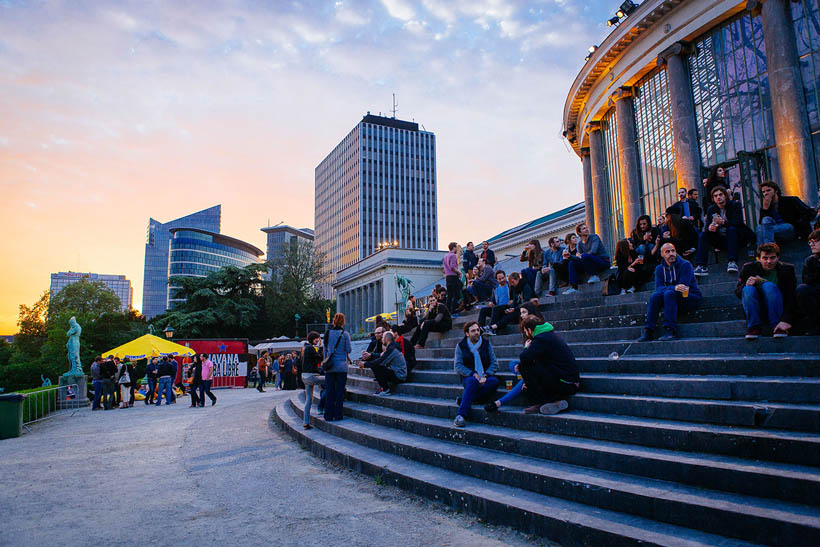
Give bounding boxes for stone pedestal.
[58,373,89,409]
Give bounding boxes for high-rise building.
[50,272,133,312]
[260,225,314,279]
[315,114,438,295]
[142,205,221,318]
[166,228,263,308]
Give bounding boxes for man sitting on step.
[517,315,579,415]
[693,185,754,276]
[412,295,453,349]
[736,242,797,339]
[563,222,611,295]
[364,331,407,396]
[453,321,499,427]
[390,324,417,377]
[477,270,511,334]
[486,272,535,335]
[638,242,702,342]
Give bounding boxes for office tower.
[260,225,314,279]
[166,228,263,308]
[50,272,133,312]
[141,205,221,318]
[315,114,437,295]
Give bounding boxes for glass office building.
[167,228,263,308]
[315,113,438,296]
[141,205,221,318]
[260,225,314,280]
[564,0,819,250]
[50,272,133,311]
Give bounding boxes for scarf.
[466,337,484,376]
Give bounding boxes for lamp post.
[163,326,174,339]
[294,313,300,338]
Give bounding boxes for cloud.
[380,0,415,21]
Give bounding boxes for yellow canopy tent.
[103,334,196,360]
[365,312,397,323]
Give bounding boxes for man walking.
[199,353,217,406]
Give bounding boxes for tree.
[151,263,269,339]
[14,291,49,360]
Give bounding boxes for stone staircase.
[274,247,820,546]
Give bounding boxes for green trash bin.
[0,393,27,439]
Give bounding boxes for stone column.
[588,124,613,248]
[581,148,595,232]
[757,0,818,205]
[613,88,643,234]
[658,42,702,189]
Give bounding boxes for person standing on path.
[100,357,117,410]
[200,353,217,406]
[115,358,131,409]
[145,357,159,405]
[90,356,103,410]
[189,355,203,408]
[300,331,325,429]
[322,313,352,422]
[256,351,269,393]
[155,357,175,406]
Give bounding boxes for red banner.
[174,339,249,388]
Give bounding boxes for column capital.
[586,121,602,133]
[610,86,633,102]
[656,41,695,67]
[580,147,591,158]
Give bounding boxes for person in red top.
[256,351,269,392]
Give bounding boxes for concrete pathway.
[0,388,548,546]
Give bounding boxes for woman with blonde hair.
[322,313,352,421]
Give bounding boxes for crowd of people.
[89,353,217,410]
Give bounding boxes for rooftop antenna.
[391,93,398,119]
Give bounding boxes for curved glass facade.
[634,68,677,226]
[600,109,624,240]
[167,230,262,307]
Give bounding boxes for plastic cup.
[505,380,513,390]
[682,287,689,298]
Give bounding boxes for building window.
[600,108,624,241]
[634,68,677,224]
[689,11,774,167]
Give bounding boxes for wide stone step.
[352,367,820,404]
[347,375,820,432]
[333,397,820,507]
[417,336,820,358]
[290,395,820,544]
[274,399,758,547]
[342,386,820,466]
[542,279,740,309]
[426,320,748,348]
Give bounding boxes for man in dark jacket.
[462,241,478,272]
[666,187,702,230]
[155,357,175,406]
[366,332,407,396]
[756,180,815,245]
[100,358,117,410]
[638,243,702,341]
[487,272,535,335]
[737,243,797,339]
[145,357,159,405]
[797,230,820,334]
[693,185,754,276]
[361,326,385,363]
[480,241,496,267]
[412,296,452,349]
[453,321,499,427]
[90,356,103,410]
[517,316,579,415]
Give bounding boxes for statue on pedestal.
[65,316,83,375]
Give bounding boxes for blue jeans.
[756,217,795,245]
[645,288,702,332]
[469,280,494,301]
[696,226,746,265]
[457,375,499,418]
[156,377,172,405]
[302,373,325,426]
[498,360,524,406]
[146,378,157,403]
[635,243,651,257]
[568,253,610,286]
[92,379,103,409]
[520,268,537,291]
[324,371,347,421]
[534,268,557,295]
[198,379,216,405]
[742,282,783,328]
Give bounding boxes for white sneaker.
[619,289,626,295]
[627,287,636,293]
[453,415,466,427]
[539,400,569,415]
[562,287,578,295]
[587,275,600,283]
[694,266,708,277]
[727,261,738,273]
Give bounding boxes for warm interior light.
[616,9,625,18]
[588,45,597,53]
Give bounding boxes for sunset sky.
[0,0,614,333]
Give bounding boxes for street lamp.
[163,325,175,339]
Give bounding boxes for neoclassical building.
[563,0,820,248]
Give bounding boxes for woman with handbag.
[322,313,352,422]
[189,355,203,408]
[300,331,325,430]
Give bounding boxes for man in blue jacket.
[638,243,702,341]
[453,321,499,427]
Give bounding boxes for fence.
[22,383,81,431]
